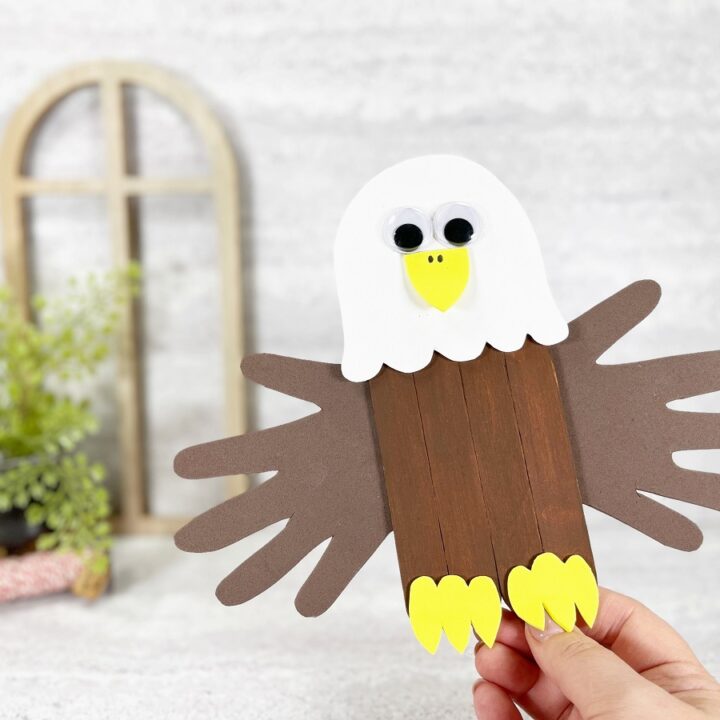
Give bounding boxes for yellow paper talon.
[408,574,501,654]
[566,555,599,627]
[507,565,545,630]
[533,553,577,632]
[409,576,442,654]
[468,576,502,647]
[508,553,598,633]
[438,576,470,653]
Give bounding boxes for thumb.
[525,619,659,719]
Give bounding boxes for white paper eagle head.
[335,155,568,381]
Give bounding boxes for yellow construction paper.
[403,247,470,312]
[507,553,598,633]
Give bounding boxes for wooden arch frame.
[0,61,247,533]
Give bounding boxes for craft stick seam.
[410,371,451,578]
[455,359,502,585]
[500,346,545,553]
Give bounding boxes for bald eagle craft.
[174,156,720,654]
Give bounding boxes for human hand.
[473,588,720,720]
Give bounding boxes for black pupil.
[444,217,474,246]
[394,223,423,251]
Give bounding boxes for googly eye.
[433,202,482,248]
[383,207,432,253]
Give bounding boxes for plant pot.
[0,455,44,551]
[0,507,42,551]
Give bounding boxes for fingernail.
[527,616,564,641]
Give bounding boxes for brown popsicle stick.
[504,340,595,570]
[369,366,448,599]
[459,348,544,593]
[413,355,499,584]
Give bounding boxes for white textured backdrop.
[1,2,720,716]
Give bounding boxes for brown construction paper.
[174,354,391,616]
[553,280,720,551]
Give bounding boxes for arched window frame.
[0,61,247,533]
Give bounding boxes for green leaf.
[14,491,29,508]
[26,503,45,525]
[43,471,58,488]
[36,533,58,550]
[89,463,106,482]
[90,553,109,574]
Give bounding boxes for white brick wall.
[1,0,720,519]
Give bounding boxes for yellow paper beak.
[403,248,470,312]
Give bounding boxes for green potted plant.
[0,265,139,592]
